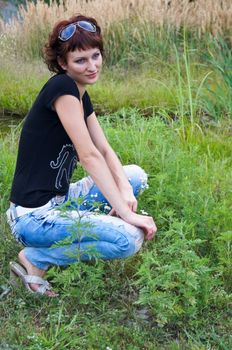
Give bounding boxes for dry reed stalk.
[0,0,231,46]
[1,0,231,31]
[163,0,232,37]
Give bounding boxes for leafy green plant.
[215,231,232,292]
[135,217,216,327]
[46,197,107,302]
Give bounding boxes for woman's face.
[60,47,102,88]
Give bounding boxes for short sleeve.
[44,74,80,110]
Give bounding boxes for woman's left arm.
[87,113,137,213]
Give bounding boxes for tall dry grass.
[2,0,232,34]
[0,0,232,45]
[0,0,231,67]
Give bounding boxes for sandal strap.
[23,275,46,284]
[10,261,27,277]
[23,275,51,290]
[36,283,52,294]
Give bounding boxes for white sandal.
[10,261,58,297]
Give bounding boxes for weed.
[135,219,216,327]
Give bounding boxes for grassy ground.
[0,113,232,349]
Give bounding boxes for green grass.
[0,17,232,349]
[1,20,231,121]
[0,54,228,122]
[0,60,49,116]
[1,112,232,349]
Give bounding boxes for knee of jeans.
[116,228,144,258]
[124,164,148,195]
[133,229,144,253]
[115,233,134,258]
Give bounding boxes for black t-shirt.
[10,74,94,207]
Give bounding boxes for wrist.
[120,207,134,221]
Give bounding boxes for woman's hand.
[109,186,137,216]
[107,186,156,239]
[122,211,157,240]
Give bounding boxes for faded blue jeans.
[7,165,148,270]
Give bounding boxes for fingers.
[144,221,157,240]
[145,230,156,240]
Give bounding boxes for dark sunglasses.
[58,20,97,41]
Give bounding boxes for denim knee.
[123,164,148,196]
[115,229,144,258]
[114,233,134,258]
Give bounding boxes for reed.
[4,0,232,35]
[0,0,231,61]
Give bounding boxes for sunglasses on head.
[58,20,97,41]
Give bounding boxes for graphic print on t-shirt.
[50,144,77,189]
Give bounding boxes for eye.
[93,52,100,60]
[75,58,86,64]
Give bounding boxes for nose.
[87,59,97,72]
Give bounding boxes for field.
[0,0,232,349]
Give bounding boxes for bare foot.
[18,250,58,297]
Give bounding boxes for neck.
[75,82,86,99]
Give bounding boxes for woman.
[7,14,157,296]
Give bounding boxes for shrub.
[135,218,216,327]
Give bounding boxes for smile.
[86,72,98,78]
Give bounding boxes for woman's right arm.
[54,95,157,239]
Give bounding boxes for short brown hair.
[44,14,103,74]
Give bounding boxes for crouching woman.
[7,14,157,296]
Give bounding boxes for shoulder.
[43,74,80,101]
[39,74,81,109]
[46,74,77,89]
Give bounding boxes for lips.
[86,72,98,78]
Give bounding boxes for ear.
[57,56,67,71]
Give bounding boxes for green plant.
[135,218,216,327]
[203,38,232,120]
[0,127,21,213]
[173,38,213,133]
[1,111,232,348]
[45,197,106,300]
[215,231,232,292]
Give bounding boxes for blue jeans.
[7,165,148,270]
